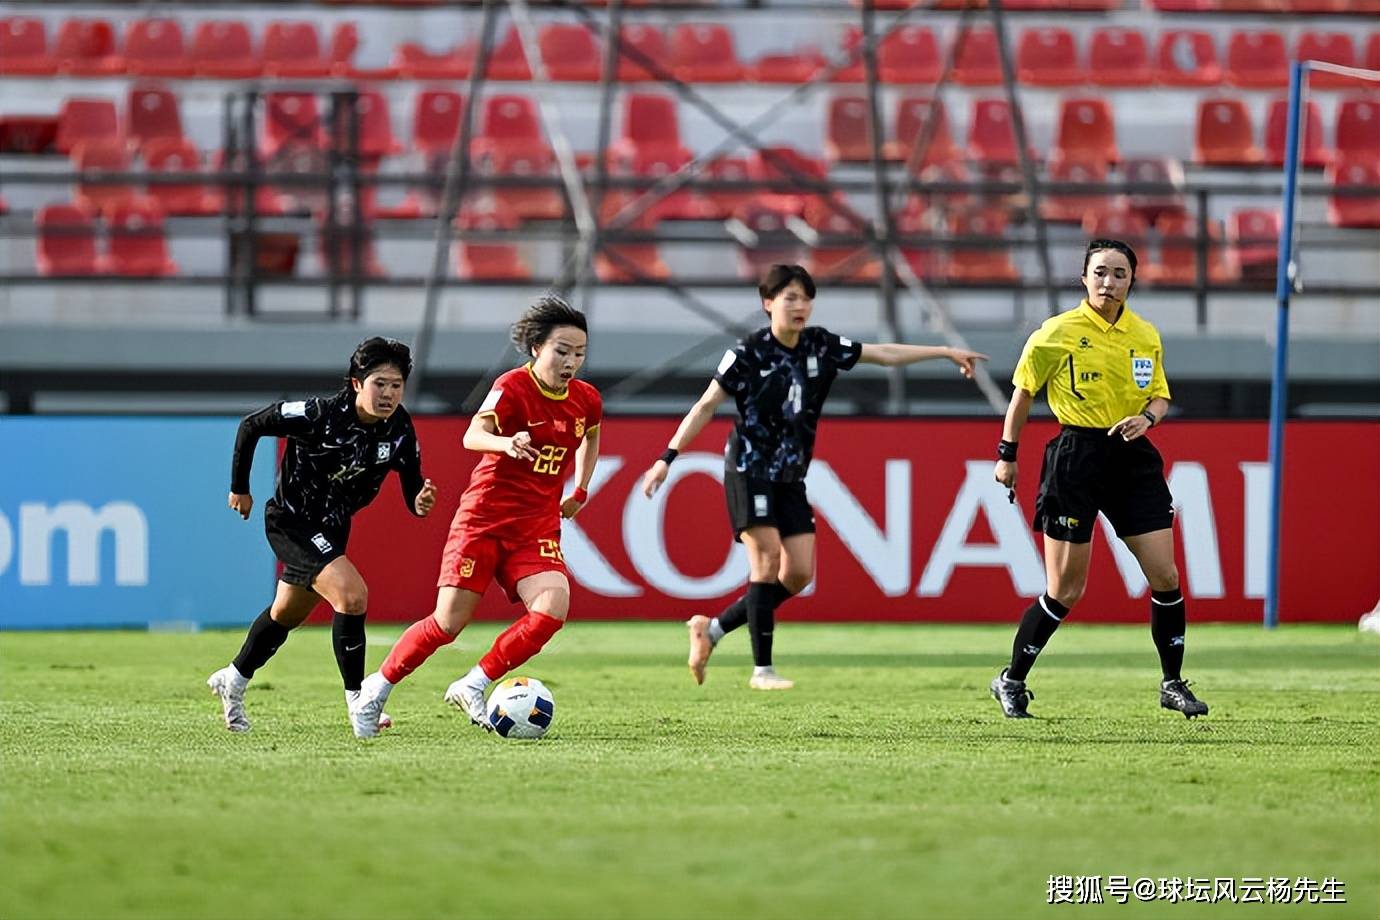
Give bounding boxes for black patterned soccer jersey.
[714,326,863,482]
[230,390,424,530]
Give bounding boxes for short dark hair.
[1083,239,1139,283]
[510,292,588,357]
[758,264,816,301]
[348,336,412,385]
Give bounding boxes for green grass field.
[2,623,1377,919]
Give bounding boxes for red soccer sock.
[478,610,564,680]
[381,615,456,684]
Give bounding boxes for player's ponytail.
[510,292,588,358]
[346,337,414,389]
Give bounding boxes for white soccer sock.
[752,665,776,677]
[462,664,490,692]
[708,618,726,645]
[228,664,250,688]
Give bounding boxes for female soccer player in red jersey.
[351,294,600,738]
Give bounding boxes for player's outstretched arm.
[641,380,728,498]
[859,343,988,378]
[562,425,600,519]
[463,413,538,461]
[994,387,1036,491]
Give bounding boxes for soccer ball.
[486,677,555,739]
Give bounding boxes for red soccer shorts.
[437,525,569,602]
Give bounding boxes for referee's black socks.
[1007,594,1069,681]
[1149,589,1186,681]
[745,581,789,667]
[232,607,290,679]
[332,612,367,692]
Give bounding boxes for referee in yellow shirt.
[989,239,1208,719]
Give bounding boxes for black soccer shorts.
[263,503,349,587]
[723,468,817,542]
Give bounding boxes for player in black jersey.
[640,265,986,689]
[207,337,437,734]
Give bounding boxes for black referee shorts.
[1032,426,1175,544]
[264,503,349,588]
[723,468,816,543]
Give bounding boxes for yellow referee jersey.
[1012,299,1171,428]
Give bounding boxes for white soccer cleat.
[346,689,392,732]
[748,669,794,691]
[350,672,393,739]
[444,679,493,731]
[207,665,250,732]
[686,615,713,685]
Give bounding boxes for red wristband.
[572,487,588,503]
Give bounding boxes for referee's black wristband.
[997,439,1019,462]
[1141,410,1158,428]
[659,448,679,465]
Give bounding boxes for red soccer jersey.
[453,364,603,539]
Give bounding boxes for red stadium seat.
[1326,156,1380,229]
[1296,32,1359,90]
[1122,156,1186,225]
[945,208,1020,283]
[0,114,59,154]
[594,192,670,283]
[951,28,1002,87]
[413,89,466,161]
[56,97,120,156]
[1366,32,1380,72]
[1039,156,1112,224]
[540,24,601,82]
[893,197,940,280]
[330,89,402,158]
[1052,96,1118,167]
[833,28,867,83]
[886,96,961,168]
[750,48,826,84]
[454,202,531,280]
[671,24,744,83]
[107,199,177,276]
[144,137,223,216]
[1155,30,1221,87]
[72,140,137,216]
[1017,28,1084,87]
[1150,0,1216,11]
[192,21,260,79]
[487,26,533,81]
[1088,28,1152,87]
[125,18,191,78]
[1226,31,1288,89]
[1264,97,1330,168]
[317,219,385,278]
[1146,212,1233,286]
[967,98,1021,166]
[879,27,941,85]
[699,155,753,220]
[262,21,330,78]
[805,197,882,284]
[328,23,399,80]
[1081,207,1149,254]
[1194,98,1262,167]
[0,17,56,75]
[730,197,805,279]
[36,203,100,276]
[748,146,829,214]
[1336,98,1380,159]
[262,92,325,158]
[607,94,701,221]
[616,25,667,83]
[53,18,123,76]
[393,43,470,80]
[126,85,185,155]
[824,96,876,163]
[1228,208,1281,281]
[472,95,563,220]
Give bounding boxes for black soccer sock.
[332,611,367,692]
[717,582,791,636]
[746,581,789,667]
[1150,589,1186,681]
[232,607,291,679]
[1007,594,1069,682]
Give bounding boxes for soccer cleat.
[207,665,250,733]
[346,689,392,732]
[686,615,713,685]
[747,669,794,691]
[1160,678,1209,718]
[444,679,494,731]
[990,668,1035,718]
[350,672,393,739]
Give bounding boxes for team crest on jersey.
[807,356,819,378]
[574,417,585,438]
[459,557,476,578]
[375,442,392,462]
[554,419,568,433]
[1132,356,1155,389]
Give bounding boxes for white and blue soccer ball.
[486,677,555,739]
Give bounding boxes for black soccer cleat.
[1160,679,1209,718]
[990,668,1035,719]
